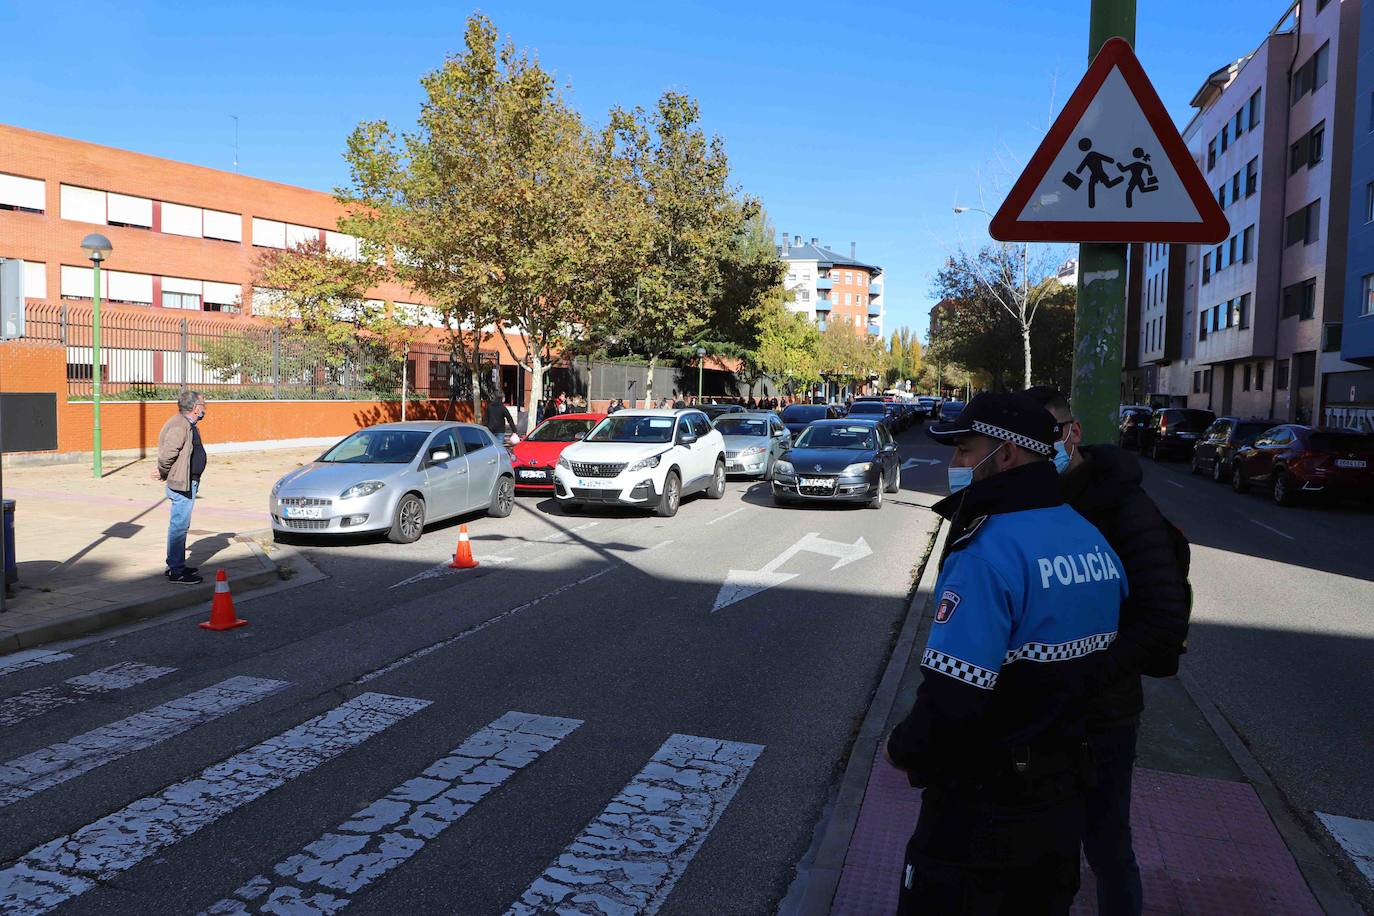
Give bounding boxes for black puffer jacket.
[1061,445,1190,728]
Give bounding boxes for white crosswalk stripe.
[506,733,764,916]
[0,676,291,808]
[0,661,176,728]
[0,692,429,916]
[202,710,582,915]
[0,650,73,679]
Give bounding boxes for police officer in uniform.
[886,392,1127,915]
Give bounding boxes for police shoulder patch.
[934,589,961,623]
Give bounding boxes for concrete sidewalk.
[0,447,322,650]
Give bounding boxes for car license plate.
[283,506,323,519]
[577,478,618,489]
[1336,459,1367,468]
[800,477,831,488]
[1178,432,1198,439]
[727,462,744,471]
[518,469,546,479]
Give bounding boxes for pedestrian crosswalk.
[0,661,176,727]
[0,657,767,915]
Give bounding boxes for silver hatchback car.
[270,422,515,543]
[714,411,792,479]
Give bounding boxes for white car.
[553,409,726,517]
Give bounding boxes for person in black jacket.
[484,396,516,439]
[1026,387,1190,916]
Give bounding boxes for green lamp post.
[81,233,112,478]
[696,346,706,400]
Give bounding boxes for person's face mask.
[948,442,1004,494]
[1053,440,1073,473]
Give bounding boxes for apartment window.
[1362,273,1374,317]
[1193,371,1202,394]
[1228,235,1238,265]
[1275,359,1290,390]
[1256,362,1265,390]
[1214,304,1224,330]
[1202,252,1212,283]
[1366,181,1374,223]
[799,290,810,303]
[161,292,201,311]
[1323,323,1343,353]
[1199,313,1208,341]
[1224,298,1234,329]
[1234,109,1244,139]
[1316,0,1331,10]
[107,192,153,229]
[60,185,106,224]
[1216,243,1227,271]
[1313,41,1329,91]
[1207,139,1217,171]
[1230,172,1241,203]
[1221,124,1229,153]
[1370,90,1374,132]
[1245,158,1258,196]
[1203,369,1212,393]
[1242,225,1254,263]
[0,173,45,213]
[1248,89,1262,129]
[1238,293,1251,329]
[1308,122,1325,166]
[1243,364,1252,391]
[1282,277,1318,320]
[1217,185,1226,208]
[1285,199,1321,246]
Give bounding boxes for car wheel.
[388,494,425,544]
[560,500,582,515]
[867,485,883,509]
[1190,455,1203,475]
[884,466,900,493]
[1272,471,1297,507]
[706,460,726,499]
[655,472,681,518]
[1212,458,1226,483]
[1231,465,1248,494]
[487,476,515,518]
[1150,443,1163,461]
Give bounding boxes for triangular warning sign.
[990,38,1229,244]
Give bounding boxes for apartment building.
[778,234,884,337]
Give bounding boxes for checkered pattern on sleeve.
[921,647,999,690]
[970,420,1054,456]
[1003,631,1116,665]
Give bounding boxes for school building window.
[1246,158,1258,196]
[1284,199,1321,247]
[1275,359,1290,390]
[1238,293,1251,329]
[1243,364,1252,391]
[1363,274,1374,317]
[1242,225,1254,263]
[1202,253,1212,283]
[1366,181,1374,223]
[1193,371,1202,393]
[1282,277,1317,320]
[1256,363,1265,390]
[1248,89,1262,129]
[1230,172,1240,203]
[1207,139,1217,171]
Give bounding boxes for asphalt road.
[0,424,950,916]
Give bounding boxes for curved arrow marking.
[712,532,873,612]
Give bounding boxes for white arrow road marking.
[1316,812,1374,888]
[0,676,290,808]
[505,734,763,916]
[0,692,429,916]
[202,711,581,915]
[0,662,177,728]
[901,457,942,469]
[712,532,873,612]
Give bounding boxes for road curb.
[779,518,947,916]
[0,535,305,653]
[1176,669,1364,915]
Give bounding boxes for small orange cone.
[448,524,480,569]
[200,569,248,631]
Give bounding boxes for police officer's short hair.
[1024,385,1071,417]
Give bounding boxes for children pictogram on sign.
[1063,137,1123,208]
[1118,147,1159,207]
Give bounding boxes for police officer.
[886,392,1127,915]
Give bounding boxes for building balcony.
[867,322,881,337]
[817,319,828,332]
[815,277,833,291]
[814,296,832,314]
[869,283,881,296]
[868,301,881,318]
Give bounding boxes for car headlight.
[843,462,873,476]
[627,453,663,472]
[775,460,795,476]
[272,479,282,495]
[739,446,766,457]
[339,481,386,500]
[557,455,572,470]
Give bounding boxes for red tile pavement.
[831,751,1322,915]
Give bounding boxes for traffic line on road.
[0,662,177,728]
[1316,812,1374,889]
[389,522,602,588]
[358,565,619,685]
[0,692,429,916]
[707,507,747,526]
[1250,519,1296,541]
[0,651,73,679]
[1165,479,1185,488]
[505,733,764,915]
[0,676,290,808]
[203,711,582,915]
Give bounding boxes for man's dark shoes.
[165,566,198,579]
[168,570,204,584]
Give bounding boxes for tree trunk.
[1022,320,1033,388]
[525,351,544,435]
[645,354,656,405]
[469,333,483,424]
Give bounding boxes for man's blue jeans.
[165,481,198,574]
[1085,724,1144,916]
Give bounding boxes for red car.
[1230,424,1374,507]
[509,413,606,493]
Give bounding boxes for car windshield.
[782,406,826,421]
[701,405,738,417]
[319,429,430,464]
[796,425,876,450]
[1235,422,1272,440]
[943,402,965,411]
[586,415,676,444]
[527,418,597,442]
[1310,432,1374,452]
[1169,410,1214,426]
[847,402,885,414]
[715,418,769,436]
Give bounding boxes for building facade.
[778,234,883,337]
[1334,0,1374,431]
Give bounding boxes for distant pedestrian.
[607,398,623,414]
[1026,386,1191,916]
[151,390,207,584]
[484,395,516,439]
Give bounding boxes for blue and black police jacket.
[888,461,1127,790]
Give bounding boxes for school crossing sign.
[990,38,1229,244]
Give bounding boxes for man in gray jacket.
[151,390,207,584]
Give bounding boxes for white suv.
[553,409,726,517]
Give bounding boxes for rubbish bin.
[3,499,15,588]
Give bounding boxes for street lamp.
[696,346,707,400]
[81,233,112,479]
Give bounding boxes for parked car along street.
[1118,406,1153,450]
[1190,417,1276,483]
[510,412,606,493]
[844,399,894,433]
[780,402,843,438]
[1140,407,1216,461]
[1230,425,1374,507]
[771,418,900,509]
[553,409,726,517]
[714,411,792,479]
[700,403,744,421]
[271,422,516,544]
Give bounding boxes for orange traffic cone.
[200,569,248,631]
[448,524,479,569]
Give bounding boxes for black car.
[780,403,842,438]
[771,418,900,509]
[844,399,893,431]
[699,403,744,421]
[1140,408,1216,461]
[1117,407,1152,450]
[1190,417,1278,483]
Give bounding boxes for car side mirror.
[428,449,451,464]
[679,432,698,446]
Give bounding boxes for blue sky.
[1,0,1276,338]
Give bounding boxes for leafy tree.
[754,300,822,395]
[886,327,923,388]
[818,321,887,395]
